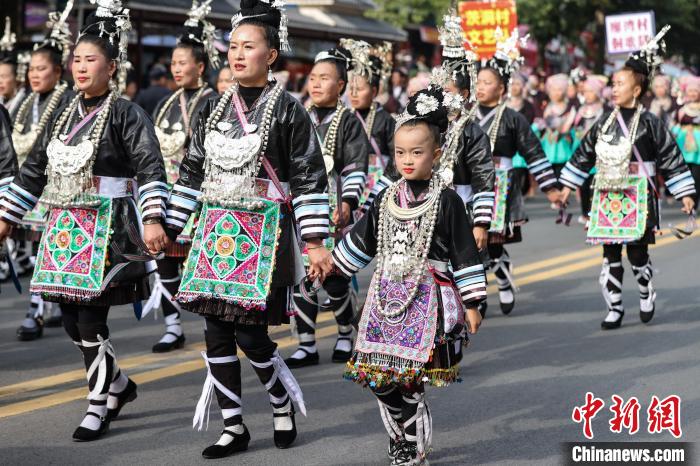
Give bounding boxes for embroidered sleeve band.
[341,171,368,206]
[292,193,330,240]
[0,182,38,226]
[139,181,168,222]
[472,191,495,227]
[528,158,557,191]
[453,264,488,305]
[559,162,590,189]
[665,171,696,200]
[332,235,372,277]
[166,183,202,231]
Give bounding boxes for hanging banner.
[604,11,656,55]
[458,0,518,59]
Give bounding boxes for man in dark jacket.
[135,64,171,116]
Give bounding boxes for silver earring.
[267,66,273,82]
[197,76,204,88]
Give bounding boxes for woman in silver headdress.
[0,0,169,441]
[145,0,220,354]
[0,17,28,117]
[11,2,76,341]
[560,26,696,330]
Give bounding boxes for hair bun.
[239,0,282,30]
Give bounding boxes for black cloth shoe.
[273,406,297,449]
[331,337,353,363]
[388,438,405,460]
[106,378,138,421]
[499,287,515,315]
[72,414,109,442]
[640,307,654,324]
[152,333,186,353]
[601,310,624,330]
[16,316,44,341]
[202,425,250,459]
[284,348,319,368]
[392,441,419,465]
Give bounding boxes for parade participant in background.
[672,76,700,210]
[145,0,219,353]
[12,1,76,340]
[0,17,28,118]
[332,86,486,466]
[164,0,331,456]
[0,104,18,256]
[430,8,494,255]
[134,64,170,115]
[569,67,587,107]
[0,1,169,439]
[526,72,547,118]
[216,64,234,94]
[507,73,536,197]
[536,73,576,178]
[340,38,395,212]
[649,74,677,129]
[285,44,370,368]
[572,75,607,223]
[384,67,408,114]
[475,28,560,316]
[560,26,695,330]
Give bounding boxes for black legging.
[156,257,183,318]
[293,274,354,336]
[601,244,651,310]
[579,177,593,217]
[372,383,425,443]
[204,317,290,427]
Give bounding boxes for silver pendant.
[59,134,68,141]
[217,121,233,132]
[244,123,258,133]
[601,134,613,143]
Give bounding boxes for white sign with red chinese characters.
[605,11,656,55]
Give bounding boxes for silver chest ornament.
[204,130,263,170]
[46,138,96,175]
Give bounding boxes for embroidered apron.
[587,175,648,244]
[489,167,510,234]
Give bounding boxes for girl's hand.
[0,220,12,244]
[306,240,332,282]
[143,222,169,255]
[681,196,695,215]
[466,307,483,334]
[559,186,572,207]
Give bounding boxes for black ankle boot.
[201,424,251,459]
[72,414,109,442]
[273,406,297,449]
[106,378,138,421]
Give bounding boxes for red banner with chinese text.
[458,0,518,59]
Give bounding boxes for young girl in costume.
[331,85,486,465]
[535,73,576,177]
[560,26,696,329]
[672,76,700,201]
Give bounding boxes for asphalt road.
[0,197,698,465]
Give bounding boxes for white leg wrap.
[193,352,242,431]
[249,350,307,416]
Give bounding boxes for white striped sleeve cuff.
[665,171,696,200]
[361,175,392,213]
[139,180,168,221]
[341,171,367,205]
[528,158,557,191]
[472,191,495,228]
[165,183,202,231]
[292,193,330,240]
[559,162,590,189]
[0,181,38,226]
[454,264,487,305]
[332,235,373,276]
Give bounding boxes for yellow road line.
[0,230,694,419]
[0,325,338,419]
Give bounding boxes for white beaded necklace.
[373,175,444,318]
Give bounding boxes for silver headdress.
[231,0,291,53]
[16,51,30,85]
[626,25,671,84]
[0,17,17,54]
[484,27,528,93]
[438,7,464,59]
[339,38,375,82]
[34,0,74,67]
[80,0,132,73]
[181,0,220,69]
[394,85,448,132]
[370,41,393,83]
